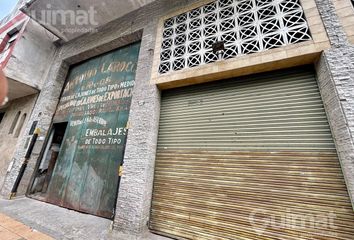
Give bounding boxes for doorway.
[28,42,141,219]
[29,122,68,198]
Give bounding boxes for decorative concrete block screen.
[158,0,312,74]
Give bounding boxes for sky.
[0,0,18,20]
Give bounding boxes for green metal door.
[46,42,141,219]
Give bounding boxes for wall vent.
[158,0,312,75]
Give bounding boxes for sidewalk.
[0,213,53,240]
[0,197,169,240]
[0,197,111,240]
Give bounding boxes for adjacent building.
[0,0,56,196]
[0,0,354,239]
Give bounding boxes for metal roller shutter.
[150,67,354,240]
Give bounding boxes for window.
[30,122,68,195]
[158,0,312,74]
[3,28,20,52]
[0,25,22,55]
[9,111,21,134]
[0,112,5,124]
[14,113,27,138]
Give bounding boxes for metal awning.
[21,0,155,42]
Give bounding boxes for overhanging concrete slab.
[21,0,155,42]
[7,77,39,101]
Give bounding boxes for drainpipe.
[9,128,40,199]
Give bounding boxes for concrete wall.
[0,11,57,196]
[0,94,37,194]
[0,16,57,197]
[4,19,57,90]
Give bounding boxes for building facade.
[0,1,56,196]
[0,0,354,239]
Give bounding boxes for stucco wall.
[0,94,37,194]
[4,19,57,90]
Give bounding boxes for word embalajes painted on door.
[83,127,128,146]
[85,127,128,137]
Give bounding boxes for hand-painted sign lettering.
[46,42,141,219]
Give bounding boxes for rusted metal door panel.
[151,67,354,239]
[46,42,141,219]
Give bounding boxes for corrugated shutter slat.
[150,68,354,240]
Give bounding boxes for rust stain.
[150,150,354,240]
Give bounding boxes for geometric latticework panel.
[158,0,312,75]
